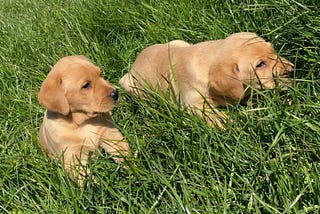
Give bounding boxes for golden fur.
[119,32,294,126]
[38,55,130,185]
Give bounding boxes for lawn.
[0,0,319,213]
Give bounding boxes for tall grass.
[0,0,319,213]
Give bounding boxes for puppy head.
[38,55,119,116]
[209,32,294,105]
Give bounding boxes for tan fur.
[38,55,130,186]
[119,32,294,126]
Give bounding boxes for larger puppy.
[120,32,294,126]
[38,55,130,185]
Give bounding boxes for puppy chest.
[76,126,104,147]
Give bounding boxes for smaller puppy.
[38,55,130,185]
[119,32,294,127]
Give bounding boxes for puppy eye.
[256,61,266,69]
[82,82,91,89]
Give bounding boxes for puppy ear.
[38,72,70,115]
[208,63,245,103]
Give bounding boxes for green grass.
[0,0,319,213]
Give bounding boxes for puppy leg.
[100,129,130,164]
[63,149,90,187]
[186,96,227,128]
[119,73,136,93]
[192,106,226,128]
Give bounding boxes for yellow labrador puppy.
[38,55,130,185]
[119,32,294,126]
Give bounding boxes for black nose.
[110,89,119,101]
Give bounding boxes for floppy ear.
[208,63,245,103]
[38,72,70,115]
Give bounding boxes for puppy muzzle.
[110,89,119,101]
